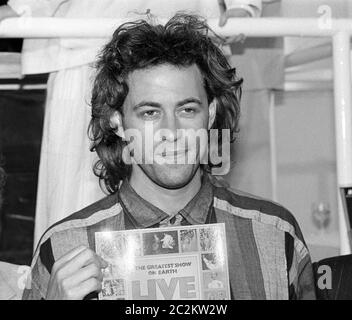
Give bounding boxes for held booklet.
[95,223,230,300]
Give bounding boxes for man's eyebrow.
[133,101,161,110]
[176,98,202,107]
[133,98,202,110]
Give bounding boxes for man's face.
[117,63,215,189]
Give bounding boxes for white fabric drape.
[34,64,103,244]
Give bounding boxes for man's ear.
[208,99,217,129]
[110,111,125,139]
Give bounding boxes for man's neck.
[129,166,202,216]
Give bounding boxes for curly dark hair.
[89,13,243,194]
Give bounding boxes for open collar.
[118,172,214,228]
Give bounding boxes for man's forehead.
[125,63,206,102]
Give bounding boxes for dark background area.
[0,91,45,265]
[0,0,47,265]
[0,0,23,52]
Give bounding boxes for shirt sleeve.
[22,238,53,300]
[286,222,317,300]
[7,0,67,17]
[294,256,317,300]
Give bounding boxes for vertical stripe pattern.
[252,220,288,299]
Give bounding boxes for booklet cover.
[95,223,230,300]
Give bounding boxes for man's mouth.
[161,149,188,157]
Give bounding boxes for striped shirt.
[23,173,316,300]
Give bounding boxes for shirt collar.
[118,172,214,228]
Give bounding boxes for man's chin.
[140,164,199,190]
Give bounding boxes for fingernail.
[219,15,227,27]
[101,258,109,268]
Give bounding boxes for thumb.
[98,256,109,269]
[217,0,227,27]
[219,11,228,27]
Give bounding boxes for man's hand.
[0,5,19,22]
[217,0,252,45]
[46,246,108,300]
[217,0,253,27]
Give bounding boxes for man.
[23,13,316,300]
[0,0,258,248]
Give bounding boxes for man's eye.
[141,110,159,119]
[181,108,196,115]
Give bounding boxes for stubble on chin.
[139,163,200,189]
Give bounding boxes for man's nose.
[159,115,182,142]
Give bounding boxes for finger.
[217,0,227,27]
[217,0,226,13]
[226,8,252,18]
[219,13,228,27]
[69,248,108,270]
[68,278,103,300]
[55,248,103,281]
[224,34,246,45]
[220,7,253,28]
[98,256,109,269]
[238,34,246,43]
[65,262,104,288]
[52,245,87,276]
